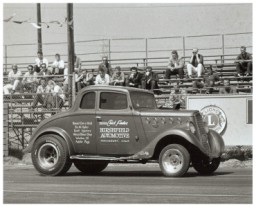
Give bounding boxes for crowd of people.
[3,45,252,110]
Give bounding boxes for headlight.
[204,122,209,134]
[187,121,196,134]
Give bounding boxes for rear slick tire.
[31,134,72,176]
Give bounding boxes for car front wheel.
[31,134,72,176]
[159,144,190,177]
[192,157,221,175]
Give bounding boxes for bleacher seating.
[3,53,253,149]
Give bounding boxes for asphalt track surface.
[4,163,252,204]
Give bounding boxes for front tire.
[74,160,109,174]
[192,157,221,175]
[159,144,190,177]
[31,134,72,176]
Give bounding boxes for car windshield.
[130,91,157,109]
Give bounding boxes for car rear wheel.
[159,144,190,177]
[74,160,109,174]
[31,134,72,176]
[192,157,221,175]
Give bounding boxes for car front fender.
[23,127,75,155]
[208,129,225,158]
[132,129,208,160]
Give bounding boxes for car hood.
[137,108,198,117]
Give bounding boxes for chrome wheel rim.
[162,149,184,174]
[38,143,59,169]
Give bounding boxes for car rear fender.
[23,127,75,155]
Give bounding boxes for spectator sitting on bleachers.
[141,66,159,91]
[3,64,22,94]
[35,51,48,73]
[47,79,65,109]
[74,54,81,71]
[76,70,94,90]
[95,66,110,85]
[192,66,221,94]
[219,79,237,94]
[51,53,65,75]
[30,78,51,111]
[63,67,69,96]
[165,50,184,81]
[167,82,187,109]
[235,46,253,77]
[21,65,38,93]
[99,56,113,76]
[71,68,88,92]
[73,68,81,92]
[37,63,51,77]
[110,66,125,86]
[187,48,204,78]
[125,67,142,88]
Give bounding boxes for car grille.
[195,113,210,154]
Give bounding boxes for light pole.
[37,3,42,53]
[67,3,75,106]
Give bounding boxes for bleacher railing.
[3,32,252,73]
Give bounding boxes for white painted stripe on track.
[4,190,252,197]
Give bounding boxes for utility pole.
[67,3,75,106]
[37,3,42,53]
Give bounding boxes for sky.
[2,3,253,68]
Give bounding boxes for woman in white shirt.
[95,66,110,85]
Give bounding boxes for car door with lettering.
[96,91,141,155]
[68,91,97,154]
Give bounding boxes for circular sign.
[200,105,227,134]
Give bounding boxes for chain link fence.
[3,73,76,151]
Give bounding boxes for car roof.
[78,85,154,94]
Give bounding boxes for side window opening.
[100,92,127,110]
[80,92,95,109]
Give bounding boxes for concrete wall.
[187,95,252,145]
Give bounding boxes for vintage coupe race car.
[25,86,225,177]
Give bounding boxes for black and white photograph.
[2,1,253,204]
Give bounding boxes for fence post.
[4,45,7,73]
[182,36,186,58]
[221,34,225,64]
[108,39,111,63]
[145,38,148,66]
[3,103,9,157]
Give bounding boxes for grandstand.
[3,32,253,154]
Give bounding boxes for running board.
[70,155,124,161]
